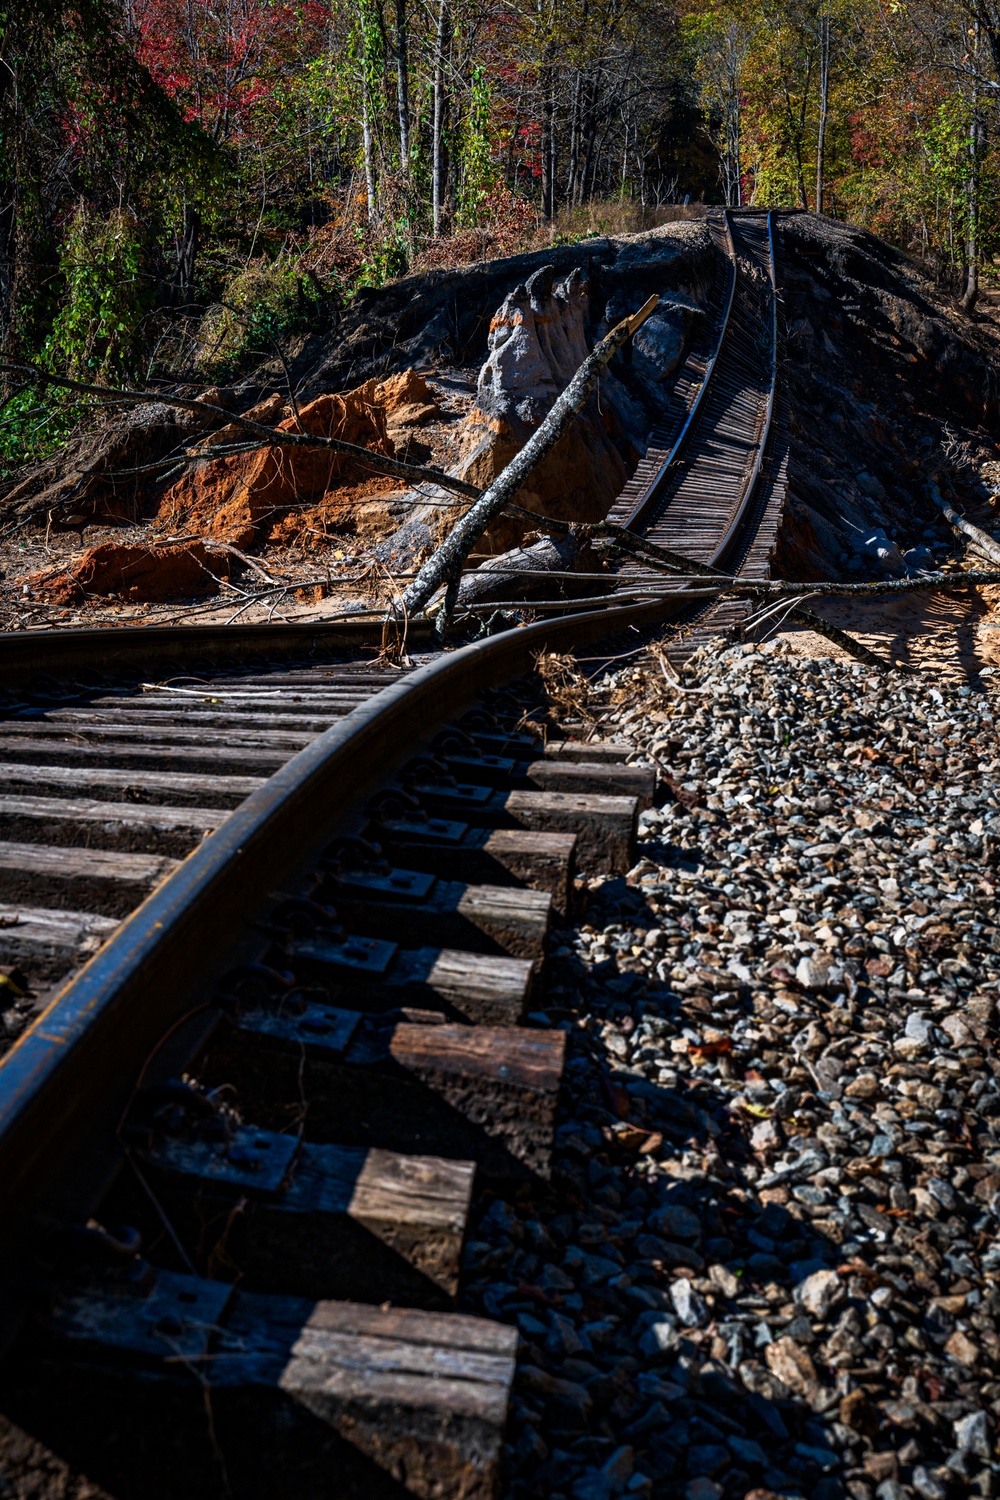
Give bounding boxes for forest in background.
[2,0,1000,473]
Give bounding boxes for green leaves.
[44,206,152,385]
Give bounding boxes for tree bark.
[456,533,603,608]
[171,203,200,304]
[540,41,556,221]
[432,0,450,236]
[505,87,523,189]
[567,70,582,206]
[928,474,1000,561]
[723,26,743,207]
[395,0,410,169]
[962,55,980,313]
[360,3,379,232]
[816,8,830,214]
[396,294,659,623]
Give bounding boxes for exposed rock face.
[294,222,716,395]
[374,236,713,569]
[30,541,228,603]
[456,266,628,550]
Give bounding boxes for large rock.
[456,265,629,550]
[376,255,704,571]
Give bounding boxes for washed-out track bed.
[0,205,794,1499]
[610,207,788,656]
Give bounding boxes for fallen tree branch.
[783,602,906,669]
[395,294,660,627]
[0,361,482,504]
[928,473,1000,566]
[454,569,1000,617]
[459,588,672,611]
[463,566,1000,596]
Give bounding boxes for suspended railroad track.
[0,206,788,1500]
[609,207,789,652]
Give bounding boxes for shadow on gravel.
[463,942,859,1500]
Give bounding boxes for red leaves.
[131,0,332,142]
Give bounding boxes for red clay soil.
[30,541,228,604]
[155,371,440,549]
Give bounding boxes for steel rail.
[618,213,739,534]
[707,208,778,568]
[0,616,431,689]
[0,213,782,1353]
[0,589,701,1355]
[606,207,780,637]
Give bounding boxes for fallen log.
[453,530,606,609]
[928,474,1000,566]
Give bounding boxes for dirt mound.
[776,214,1000,580]
[30,541,228,603]
[154,373,440,549]
[0,390,236,531]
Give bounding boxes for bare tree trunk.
[962,36,980,313]
[0,58,15,351]
[506,87,523,189]
[362,80,378,224]
[567,70,582,206]
[724,25,742,207]
[540,42,555,221]
[549,70,558,216]
[816,7,830,214]
[581,105,598,202]
[928,475,1000,558]
[171,203,200,304]
[432,0,449,236]
[395,0,410,169]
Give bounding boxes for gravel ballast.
[463,643,1000,1500]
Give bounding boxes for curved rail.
[629,209,775,559]
[707,208,779,568]
[0,589,696,1353]
[0,205,796,1499]
[0,613,428,688]
[608,208,783,645]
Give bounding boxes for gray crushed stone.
[462,645,1000,1500]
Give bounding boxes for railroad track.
[0,210,789,1499]
[0,602,682,1499]
[609,207,789,652]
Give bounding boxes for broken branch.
[928,473,1000,566]
[395,295,660,623]
[0,361,482,504]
